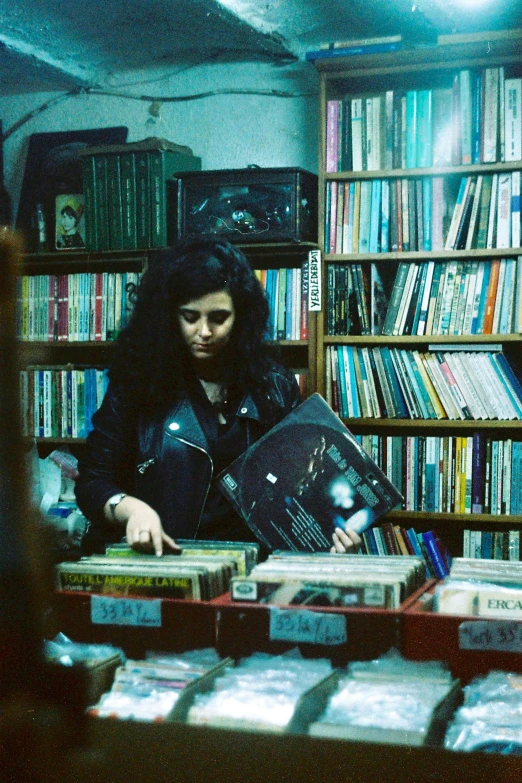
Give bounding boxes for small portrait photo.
[55,194,86,250]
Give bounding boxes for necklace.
[199,378,227,408]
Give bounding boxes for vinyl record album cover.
[219,394,403,552]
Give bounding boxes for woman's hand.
[105,495,180,556]
[330,526,362,554]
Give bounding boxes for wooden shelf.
[386,509,522,524]
[322,334,521,345]
[342,418,522,431]
[315,33,522,77]
[326,160,522,181]
[28,437,88,445]
[326,247,522,262]
[23,253,147,276]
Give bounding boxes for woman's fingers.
[162,532,181,554]
[331,526,362,553]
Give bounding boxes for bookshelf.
[315,32,522,557]
[18,242,317,454]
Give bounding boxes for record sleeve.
[219,394,403,552]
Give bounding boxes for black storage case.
[172,167,318,244]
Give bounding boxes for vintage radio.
[172,166,318,244]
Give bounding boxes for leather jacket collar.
[163,392,262,451]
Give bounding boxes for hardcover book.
[219,394,403,552]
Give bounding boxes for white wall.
[0,59,319,220]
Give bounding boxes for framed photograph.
[15,126,128,252]
[55,194,86,250]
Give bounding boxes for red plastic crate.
[213,581,434,666]
[49,591,218,658]
[401,587,522,683]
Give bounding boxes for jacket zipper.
[137,458,156,474]
[172,436,213,540]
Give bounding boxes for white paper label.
[308,249,322,312]
[459,620,522,652]
[91,595,162,627]
[269,608,347,645]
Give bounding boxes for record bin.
[213,580,435,667]
[401,587,522,682]
[48,591,218,660]
[172,167,318,244]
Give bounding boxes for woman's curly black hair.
[110,238,275,411]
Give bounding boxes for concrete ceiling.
[0,0,521,95]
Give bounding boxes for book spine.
[460,70,472,165]
[120,151,137,249]
[82,155,98,251]
[93,155,110,251]
[351,99,363,172]
[496,173,512,248]
[134,151,151,248]
[422,530,449,578]
[326,99,340,172]
[300,260,309,340]
[106,153,124,250]
[482,68,499,163]
[405,91,417,169]
[504,78,522,161]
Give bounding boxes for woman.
[75,238,359,556]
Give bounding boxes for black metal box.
[172,167,318,244]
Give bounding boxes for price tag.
[91,595,162,627]
[459,620,522,653]
[269,608,347,645]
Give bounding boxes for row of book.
[381,258,522,337]
[325,67,517,173]
[326,258,522,337]
[444,172,520,250]
[325,172,522,256]
[254,263,309,341]
[462,529,521,561]
[355,434,522,516]
[16,272,140,342]
[359,524,451,580]
[20,366,109,439]
[81,138,201,251]
[326,345,522,420]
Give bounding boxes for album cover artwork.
[219,394,403,552]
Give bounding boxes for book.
[120,152,137,249]
[219,394,403,553]
[305,41,402,62]
[504,78,522,161]
[150,148,201,247]
[482,68,500,163]
[319,35,402,50]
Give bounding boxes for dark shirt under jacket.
[189,378,259,544]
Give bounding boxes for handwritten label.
[91,595,162,627]
[308,249,322,312]
[459,620,522,652]
[269,608,347,645]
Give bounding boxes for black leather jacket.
[76,365,301,551]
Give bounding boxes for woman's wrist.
[104,494,139,525]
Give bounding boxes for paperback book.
[219,394,403,552]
